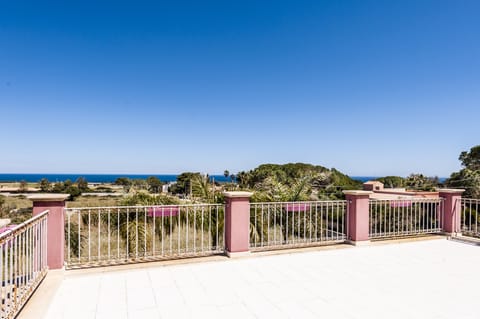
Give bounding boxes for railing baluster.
[208,206,211,251]
[88,209,91,262]
[184,207,189,253]
[117,208,120,260]
[201,207,204,253]
[1,242,3,317]
[178,206,181,255]
[126,207,129,259]
[98,209,101,261]
[67,212,70,264]
[476,200,479,235]
[78,212,81,262]
[135,207,138,258]
[144,207,147,257]
[168,209,173,254]
[0,210,48,318]
[153,207,156,256]
[216,206,219,250]
[108,209,111,261]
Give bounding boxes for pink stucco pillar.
[343,191,372,245]
[29,194,69,269]
[224,191,253,257]
[438,189,464,235]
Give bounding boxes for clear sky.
[1,1,479,177]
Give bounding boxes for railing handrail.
[0,209,49,241]
[461,198,480,202]
[369,198,444,202]
[64,203,223,211]
[251,200,347,205]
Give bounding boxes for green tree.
[121,192,180,206]
[39,178,51,192]
[19,180,28,192]
[446,146,480,199]
[171,172,201,196]
[132,179,147,190]
[65,185,81,199]
[252,175,313,202]
[447,145,480,198]
[64,179,73,188]
[115,177,132,192]
[446,169,480,198]
[236,171,251,188]
[241,163,361,201]
[376,176,405,188]
[191,174,216,202]
[146,176,163,193]
[52,182,65,193]
[0,195,5,218]
[76,177,89,192]
[404,174,438,191]
[224,170,229,179]
[459,145,480,171]
[115,177,131,186]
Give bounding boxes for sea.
[0,174,231,183]
[0,174,379,183]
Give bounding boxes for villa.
[1,189,479,319]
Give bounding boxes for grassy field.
[0,194,127,224]
[66,195,125,208]
[0,195,33,223]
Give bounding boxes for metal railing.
[460,198,480,238]
[369,199,444,239]
[64,204,224,268]
[250,201,347,250]
[1,210,48,319]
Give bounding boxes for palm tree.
[249,175,333,244]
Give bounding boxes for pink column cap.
[437,188,465,194]
[343,190,373,196]
[28,194,70,201]
[223,191,253,198]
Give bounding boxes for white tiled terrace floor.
[41,238,479,319]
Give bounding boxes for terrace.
[1,190,479,319]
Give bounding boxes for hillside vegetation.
[236,163,362,201]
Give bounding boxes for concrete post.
[343,190,373,246]
[223,191,253,257]
[438,189,464,235]
[29,194,69,269]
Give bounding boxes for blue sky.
[1,1,479,177]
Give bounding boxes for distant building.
[162,184,169,193]
[363,181,439,200]
[363,181,384,191]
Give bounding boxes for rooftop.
[29,238,480,319]
[363,180,440,199]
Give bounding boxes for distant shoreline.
[1,173,375,183]
[0,174,447,184]
[0,173,228,183]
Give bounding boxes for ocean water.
[351,176,447,183]
[0,174,230,183]
[0,174,445,184]
[351,176,378,183]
